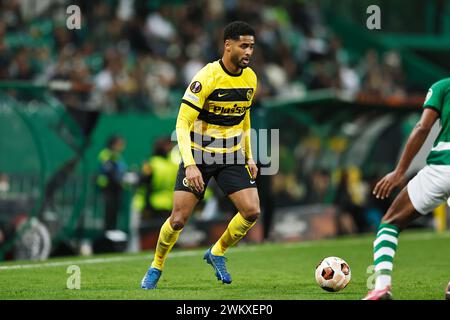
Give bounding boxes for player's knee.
[170,219,185,230]
[242,210,260,222]
[170,213,187,230]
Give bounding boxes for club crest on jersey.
[246,89,253,101]
[190,81,202,93]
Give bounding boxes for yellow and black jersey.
[176,59,257,167]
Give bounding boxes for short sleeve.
[423,82,444,114]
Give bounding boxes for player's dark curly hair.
[223,21,255,41]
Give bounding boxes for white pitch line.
[0,232,448,271]
[0,256,146,270]
[0,246,268,271]
[0,250,203,271]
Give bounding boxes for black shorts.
[174,162,257,200]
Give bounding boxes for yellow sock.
[151,218,182,270]
[211,212,256,256]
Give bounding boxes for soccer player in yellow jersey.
[141,21,259,289]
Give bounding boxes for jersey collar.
[219,59,243,77]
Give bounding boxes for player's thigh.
[215,164,260,217]
[174,162,213,200]
[382,187,422,230]
[228,187,261,221]
[169,191,199,229]
[214,164,257,196]
[406,165,450,216]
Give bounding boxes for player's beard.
[232,54,249,70]
[239,58,249,69]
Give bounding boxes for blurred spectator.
[0,21,10,79]
[307,169,332,203]
[358,49,406,99]
[0,0,23,32]
[132,137,178,220]
[94,49,125,112]
[129,137,178,252]
[0,173,10,194]
[96,135,128,232]
[0,0,413,114]
[8,47,35,80]
[333,169,369,234]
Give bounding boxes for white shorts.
[407,165,450,215]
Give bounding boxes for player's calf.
[379,188,422,230]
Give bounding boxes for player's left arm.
[373,107,439,199]
[244,77,258,179]
[243,110,257,179]
[374,81,444,199]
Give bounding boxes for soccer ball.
[315,256,351,292]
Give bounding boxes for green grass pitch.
[0,230,448,300]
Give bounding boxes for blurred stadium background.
[0,0,449,262]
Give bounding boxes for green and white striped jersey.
[423,78,450,165]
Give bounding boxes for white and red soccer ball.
[315,256,351,292]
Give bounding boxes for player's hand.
[247,159,258,180]
[373,171,405,200]
[185,165,204,193]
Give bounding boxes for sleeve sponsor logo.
[190,81,202,94]
[184,92,200,103]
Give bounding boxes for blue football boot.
[203,248,232,284]
[141,267,162,289]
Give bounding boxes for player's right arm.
[176,105,205,193]
[176,65,214,193]
[373,83,442,199]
